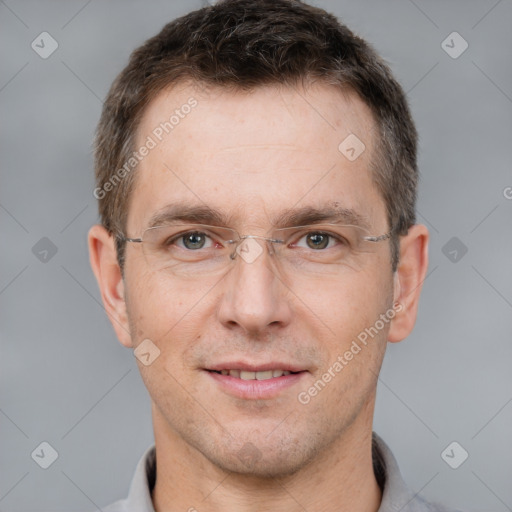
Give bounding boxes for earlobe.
[387,224,429,343]
[88,224,133,348]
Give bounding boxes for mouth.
[205,364,308,399]
[209,369,297,380]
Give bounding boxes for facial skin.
[89,82,429,512]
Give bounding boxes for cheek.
[127,271,206,335]
[126,268,231,383]
[125,273,208,400]
[301,263,393,330]
[300,277,391,417]
[297,261,393,403]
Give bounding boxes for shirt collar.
[123,432,432,512]
[125,443,156,511]
[371,431,434,511]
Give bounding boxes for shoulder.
[101,499,128,512]
[372,433,465,512]
[80,498,128,512]
[409,493,465,512]
[84,445,156,512]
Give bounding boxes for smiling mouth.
[209,369,300,380]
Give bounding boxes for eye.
[172,231,215,250]
[295,231,343,250]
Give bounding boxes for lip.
[206,361,306,373]
[205,368,308,400]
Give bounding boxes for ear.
[88,224,133,348]
[387,224,429,343]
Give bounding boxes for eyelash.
[293,231,347,249]
[168,230,347,250]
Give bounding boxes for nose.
[216,238,292,335]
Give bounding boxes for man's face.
[123,83,396,476]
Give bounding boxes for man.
[88,1,452,510]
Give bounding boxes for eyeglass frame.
[117,222,394,262]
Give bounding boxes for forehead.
[128,81,385,232]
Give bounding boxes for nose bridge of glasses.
[229,233,285,261]
[240,234,284,243]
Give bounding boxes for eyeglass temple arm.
[120,236,143,243]
[364,232,392,243]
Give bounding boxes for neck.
[151,398,382,512]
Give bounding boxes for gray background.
[1,0,511,510]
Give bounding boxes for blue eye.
[306,233,329,250]
[174,232,214,250]
[295,232,341,250]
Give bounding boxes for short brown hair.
[94,0,418,272]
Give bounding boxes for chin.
[204,438,317,479]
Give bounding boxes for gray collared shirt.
[100,432,460,512]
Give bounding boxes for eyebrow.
[146,203,235,229]
[146,202,371,231]
[275,205,371,231]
